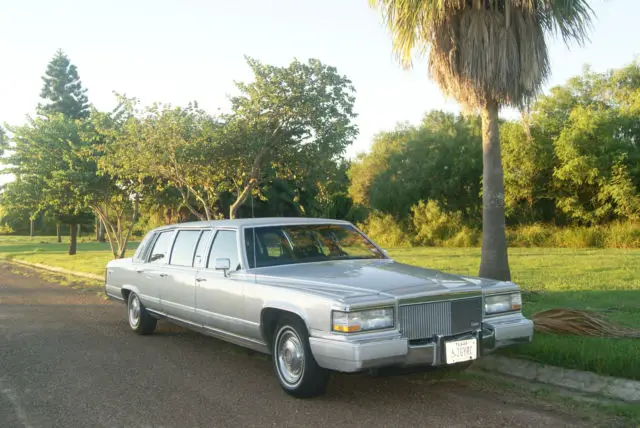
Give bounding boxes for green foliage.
[349,112,482,219]
[37,49,90,120]
[0,126,7,157]
[351,61,640,233]
[533,61,640,225]
[2,115,97,234]
[410,200,464,246]
[357,212,411,248]
[226,56,358,218]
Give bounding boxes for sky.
[1,0,639,186]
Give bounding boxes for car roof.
[149,217,354,232]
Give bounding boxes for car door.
[134,229,176,311]
[195,228,246,335]
[159,228,204,323]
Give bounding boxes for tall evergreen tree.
[37,49,90,120]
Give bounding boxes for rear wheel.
[127,292,157,335]
[272,316,329,398]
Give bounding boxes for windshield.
[243,223,385,268]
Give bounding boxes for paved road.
[0,263,604,428]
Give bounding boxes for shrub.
[603,221,640,248]
[0,223,14,235]
[410,200,464,246]
[507,223,554,247]
[443,226,481,247]
[551,226,605,248]
[357,212,411,248]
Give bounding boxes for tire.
[127,292,157,335]
[272,315,329,398]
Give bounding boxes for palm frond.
[369,0,595,109]
[532,308,640,338]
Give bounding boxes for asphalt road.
[0,262,605,428]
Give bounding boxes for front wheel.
[127,292,157,335]
[272,316,329,398]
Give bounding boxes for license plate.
[445,338,477,364]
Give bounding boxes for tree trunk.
[69,223,77,256]
[56,223,61,243]
[77,223,81,238]
[230,179,257,220]
[29,218,34,239]
[98,219,105,242]
[479,101,511,281]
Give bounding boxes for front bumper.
[309,313,533,373]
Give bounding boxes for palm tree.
[368,0,594,280]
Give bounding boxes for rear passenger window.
[193,230,212,267]
[207,230,240,271]
[169,230,202,267]
[148,231,174,264]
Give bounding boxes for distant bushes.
[0,223,14,235]
[358,200,640,248]
[357,212,411,248]
[507,222,640,248]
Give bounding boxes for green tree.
[531,61,640,224]
[500,120,555,223]
[348,123,412,208]
[348,112,482,221]
[369,0,594,280]
[0,175,45,237]
[37,49,90,120]
[103,98,227,221]
[4,115,95,254]
[225,56,358,219]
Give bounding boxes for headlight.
[484,293,522,315]
[332,308,394,333]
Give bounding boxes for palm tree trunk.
[479,100,511,281]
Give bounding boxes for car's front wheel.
[272,316,329,398]
[127,292,157,335]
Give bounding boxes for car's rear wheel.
[127,292,157,335]
[272,315,329,398]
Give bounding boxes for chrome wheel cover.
[128,294,141,328]
[275,327,305,387]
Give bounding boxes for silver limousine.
[104,217,533,398]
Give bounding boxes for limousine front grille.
[398,297,482,340]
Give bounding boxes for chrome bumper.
[309,313,533,373]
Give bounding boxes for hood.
[253,259,513,300]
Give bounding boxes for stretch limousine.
[104,217,533,398]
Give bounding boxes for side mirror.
[149,253,164,262]
[214,257,231,276]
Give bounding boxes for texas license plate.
[445,338,477,364]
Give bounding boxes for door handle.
[159,273,168,278]
[195,277,206,282]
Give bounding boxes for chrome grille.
[399,297,482,340]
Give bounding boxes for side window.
[133,231,155,263]
[193,230,212,267]
[169,230,202,267]
[207,230,240,271]
[148,231,174,264]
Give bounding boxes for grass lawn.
[1,235,639,381]
[391,247,640,381]
[0,235,138,276]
